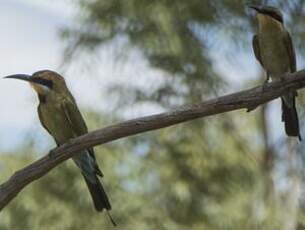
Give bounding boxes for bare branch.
[1,70,305,210]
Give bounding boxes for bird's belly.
[40,105,75,144]
[259,34,290,78]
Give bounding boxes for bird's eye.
[273,14,283,23]
[33,78,53,89]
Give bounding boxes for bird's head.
[249,5,283,23]
[4,70,67,96]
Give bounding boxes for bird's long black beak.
[248,4,262,13]
[4,74,32,82]
[4,74,53,88]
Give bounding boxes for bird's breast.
[39,102,75,144]
[258,20,290,77]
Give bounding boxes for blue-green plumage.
[4,70,114,224]
[36,71,112,212]
[251,5,301,139]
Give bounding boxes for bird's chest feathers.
[41,101,62,122]
[40,95,63,116]
[258,15,290,75]
[39,97,74,143]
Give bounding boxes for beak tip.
[2,74,32,81]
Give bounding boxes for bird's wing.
[61,98,103,176]
[61,98,88,135]
[252,34,263,67]
[283,31,296,72]
[38,104,59,145]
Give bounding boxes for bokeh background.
[1,0,305,229]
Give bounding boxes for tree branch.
[1,70,305,210]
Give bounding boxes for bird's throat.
[38,94,47,103]
[257,14,283,32]
[30,83,49,103]
[30,83,50,95]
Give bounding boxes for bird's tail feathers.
[82,174,116,226]
[281,96,301,140]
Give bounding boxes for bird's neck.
[257,14,284,33]
[38,91,68,105]
[38,94,47,103]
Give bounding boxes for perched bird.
[250,5,301,140]
[5,70,115,225]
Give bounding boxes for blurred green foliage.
[2,0,305,229]
[1,112,264,230]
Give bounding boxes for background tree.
[2,0,305,229]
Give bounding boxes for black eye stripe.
[273,14,283,23]
[262,10,283,23]
[32,78,53,89]
[268,12,283,22]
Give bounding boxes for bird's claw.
[263,74,270,87]
[247,105,258,112]
[48,149,56,159]
[261,81,269,92]
[262,83,267,93]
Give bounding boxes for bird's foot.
[247,104,258,112]
[261,81,269,92]
[280,74,290,83]
[262,74,271,91]
[48,149,57,159]
[264,77,270,84]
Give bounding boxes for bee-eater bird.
[250,5,301,140]
[5,70,115,225]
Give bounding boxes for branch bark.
[1,70,305,210]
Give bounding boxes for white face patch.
[30,83,51,95]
